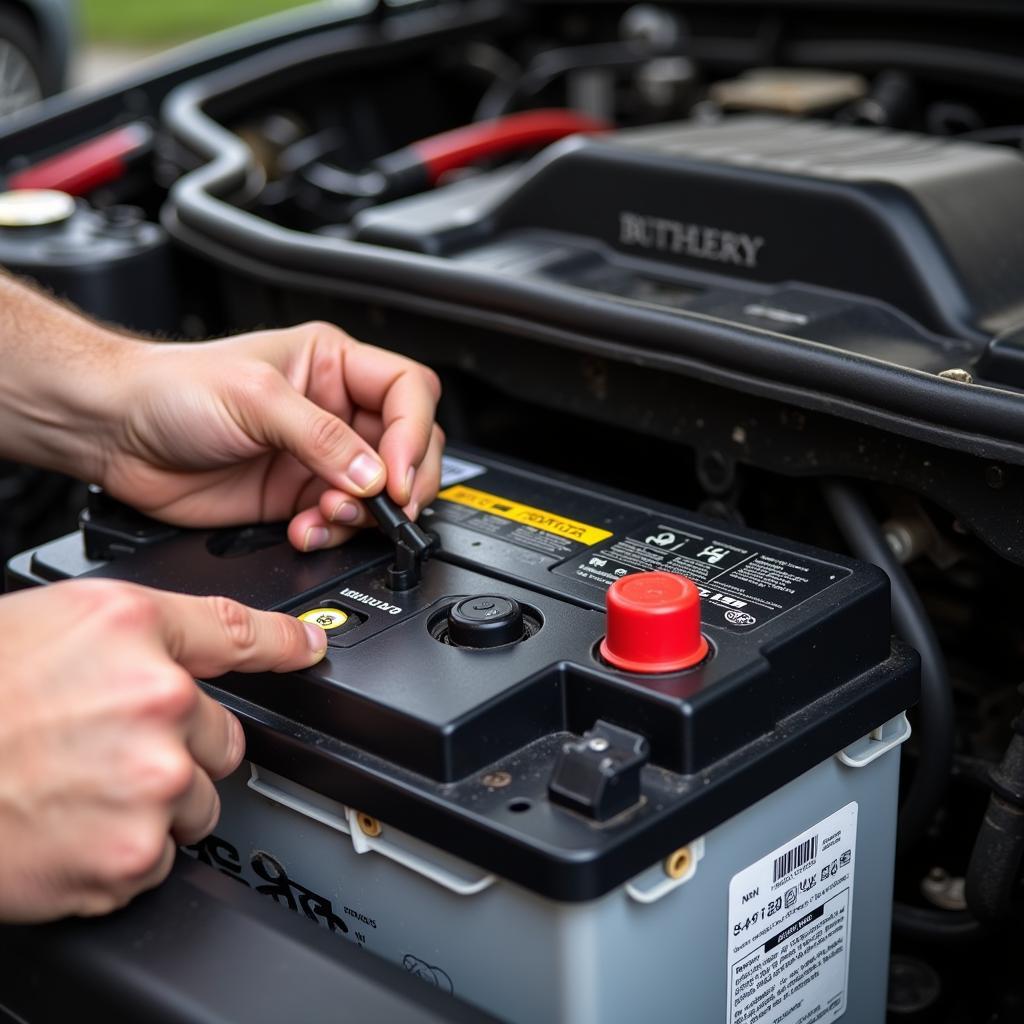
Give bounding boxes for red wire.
[410,109,611,183]
[8,123,151,196]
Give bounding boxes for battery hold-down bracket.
[549,720,651,821]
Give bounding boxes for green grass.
[82,0,315,45]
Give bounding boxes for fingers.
[128,835,178,900]
[233,368,387,499]
[289,421,445,552]
[78,830,178,918]
[185,693,245,781]
[171,765,221,845]
[225,322,444,546]
[409,424,446,518]
[317,422,444,523]
[341,341,442,505]
[149,590,329,677]
[286,506,359,552]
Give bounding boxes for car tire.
[0,8,45,118]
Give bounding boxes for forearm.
[0,272,142,480]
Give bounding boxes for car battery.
[7,448,917,1024]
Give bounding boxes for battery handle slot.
[246,764,496,896]
[836,712,911,768]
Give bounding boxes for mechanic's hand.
[0,579,328,922]
[101,322,444,551]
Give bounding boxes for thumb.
[151,590,329,677]
[240,372,386,497]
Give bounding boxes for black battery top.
[9,447,918,901]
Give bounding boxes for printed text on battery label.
[437,485,613,545]
[732,891,850,1024]
[554,517,851,632]
[727,803,857,1024]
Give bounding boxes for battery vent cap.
[447,595,525,649]
[600,571,708,673]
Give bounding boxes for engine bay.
[4,1,1024,1020]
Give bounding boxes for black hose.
[788,39,1024,94]
[822,482,982,942]
[821,481,955,853]
[890,903,981,944]
[965,723,1024,923]
[474,40,663,121]
[453,42,522,91]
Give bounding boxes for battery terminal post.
[366,493,438,590]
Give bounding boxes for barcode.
[773,836,817,883]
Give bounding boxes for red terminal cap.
[600,571,709,674]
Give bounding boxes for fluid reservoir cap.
[447,595,524,649]
[600,571,709,673]
[0,189,76,227]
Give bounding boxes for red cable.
[7,123,152,196]
[410,109,610,184]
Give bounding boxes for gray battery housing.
[198,719,905,1024]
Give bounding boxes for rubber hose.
[890,903,981,943]
[475,40,660,120]
[821,481,955,853]
[965,730,1024,922]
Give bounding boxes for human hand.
[99,322,444,551]
[0,579,327,922]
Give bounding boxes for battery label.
[727,803,857,1024]
[440,455,486,488]
[433,484,614,559]
[551,518,849,631]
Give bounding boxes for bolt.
[481,771,512,789]
[588,737,610,752]
[620,4,682,47]
[986,465,1005,490]
[921,866,967,911]
[699,450,735,495]
[938,368,973,384]
[664,846,693,880]
[356,813,383,838]
[883,516,932,565]
[884,526,913,563]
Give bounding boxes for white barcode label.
[773,836,818,884]
[727,803,857,1024]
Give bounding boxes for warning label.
[433,485,613,560]
[439,455,486,488]
[727,803,857,1024]
[552,518,849,632]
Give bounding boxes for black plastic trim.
[159,19,1024,465]
[0,855,495,1023]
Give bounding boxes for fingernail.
[403,466,416,503]
[329,500,360,524]
[346,452,384,492]
[303,621,327,654]
[407,499,420,521]
[226,714,246,771]
[303,526,330,551]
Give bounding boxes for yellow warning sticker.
[298,607,349,630]
[437,485,613,546]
